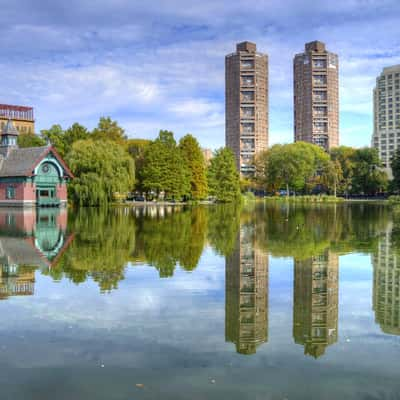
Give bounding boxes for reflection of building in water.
[293,250,339,358]
[0,208,72,299]
[373,226,400,335]
[225,226,268,354]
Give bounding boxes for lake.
[0,202,399,399]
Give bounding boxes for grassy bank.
[264,195,344,203]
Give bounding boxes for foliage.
[391,148,400,192]
[179,134,208,200]
[255,142,330,195]
[207,148,240,202]
[92,117,127,144]
[330,146,355,194]
[350,147,388,195]
[126,139,151,191]
[17,133,46,148]
[141,130,191,200]
[67,139,135,206]
[41,125,67,157]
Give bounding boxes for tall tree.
[330,146,355,195]
[92,117,127,144]
[351,147,388,195]
[18,133,46,148]
[126,139,151,191]
[41,125,67,157]
[207,148,240,202]
[141,131,190,200]
[64,123,90,156]
[391,148,400,192]
[179,134,208,200]
[67,139,135,206]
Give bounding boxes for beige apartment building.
[0,104,35,134]
[294,41,339,151]
[225,42,268,176]
[372,65,400,173]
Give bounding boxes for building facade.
[0,104,34,134]
[0,120,73,207]
[225,225,268,355]
[225,41,268,176]
[294,41,339,151]
[372,65,400,173]
[293,250,339,358]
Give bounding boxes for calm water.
[0,203,399,399]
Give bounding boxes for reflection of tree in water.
[254,203,390,259]
[134,207,208,277]
[48,208,136,292]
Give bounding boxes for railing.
[37,198,61,207]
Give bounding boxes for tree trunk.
[286,183,289,199]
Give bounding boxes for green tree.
[256,142,326,196]
[391,148,400,192]
[179,134,208,200]
[17,133,46,148]
[141,131,190,200]
[126,139,151,191]
[92,117,127,144]
[41,125,67,157]
[330,146,355,195]
[351,148,388,195]
[207,148,240,202]
[67,139,135,206]
[64,123,90,156]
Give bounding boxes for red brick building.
[0,120,73,207]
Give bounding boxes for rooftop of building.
[0,120,73,179]
[236,41,257,53]
[305,40,326,52]
[381,64,400,75]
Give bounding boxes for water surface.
[0,203,399,399]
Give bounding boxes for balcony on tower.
[241,91,255,103]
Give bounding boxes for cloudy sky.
[2,0,400,149]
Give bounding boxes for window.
[6,186,15,199]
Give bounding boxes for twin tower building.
[225,40,339,176]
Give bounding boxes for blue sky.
[2,0,400,149]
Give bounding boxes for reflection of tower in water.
[373,225,400,335]
[293,250,339,358]
[225,225,268,355]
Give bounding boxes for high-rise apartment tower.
[294,41,339,151]
[225,42,268,175]
[372,65,400,173]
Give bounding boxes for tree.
[351,147,388,195]
[330,146,355,195]
[41,125,67,157]
[67,139,135,206]
[207,148,240,202]
[391,148,400,192]
[92,117,127,144]
[321,159,343,197]
[126,139,151,191]
[141,131,190,200]
[256,142,326,196]
[17,133,46,148]
[64,123,90,156]
[178,134,208,200]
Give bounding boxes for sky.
[1,0,400,149]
